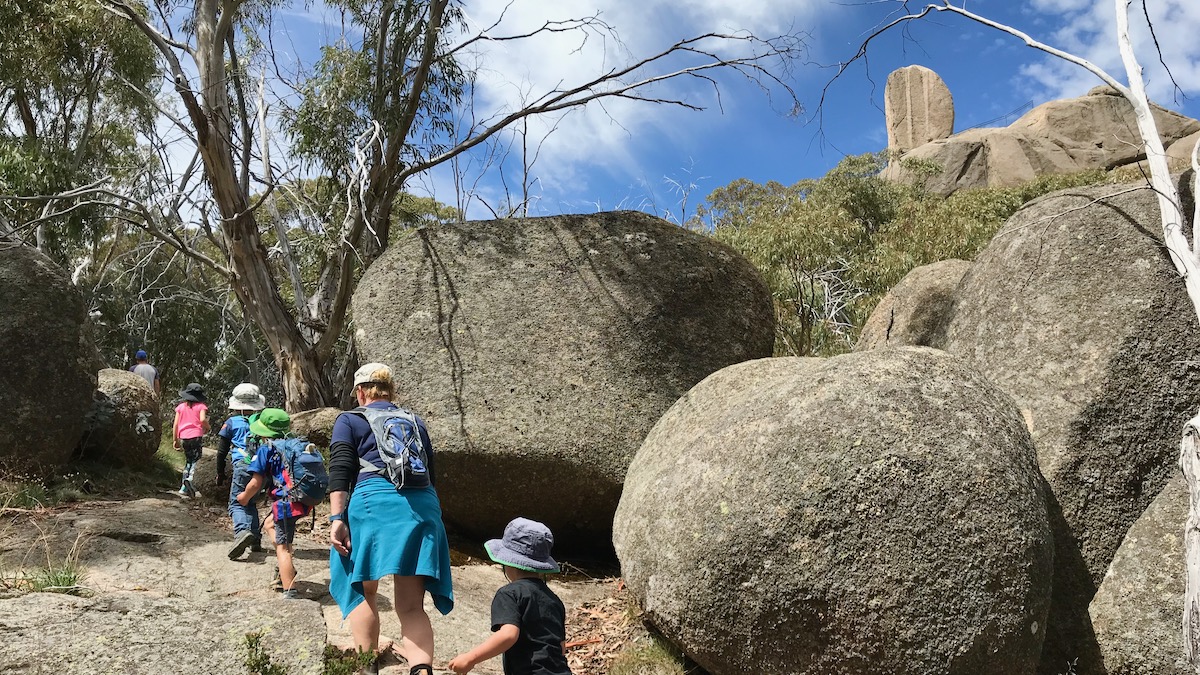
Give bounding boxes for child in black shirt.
[449,517,572,675]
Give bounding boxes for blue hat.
[135,350,148,360]
[485,517,559,573]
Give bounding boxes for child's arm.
[447,624,519,674]
[236,473,265,506]
[172,410,181,448]
[199,407,210,434]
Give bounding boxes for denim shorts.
[274,515,298,545]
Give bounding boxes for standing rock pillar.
[885,64,955,153]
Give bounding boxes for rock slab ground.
[0,498,607,674]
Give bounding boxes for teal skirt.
[329,478,454,618]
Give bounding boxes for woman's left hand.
[330,520,351,556]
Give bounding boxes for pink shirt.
[174,402,208,440]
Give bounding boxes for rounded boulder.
[613,347,1054,675]
[0,241,96,473]
[855,258,969,351]
[352,211,774,551]
[289,407,342,449]
[80,369,163,467]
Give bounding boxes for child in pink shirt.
[173,383,210,497]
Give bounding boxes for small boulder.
[1090,475,1188,675]
[0,241,96,473]
[289,407,343,449]
[183,446,221,500]
[854,259,969,350]
[352,211,775,551]
[80,369,163,467]
[1167,130,1200,169]
[613,348,1054,675]
[885,65,955,153]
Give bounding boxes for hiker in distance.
[328,362,454,675]
[172,383,209,498]
[236,408,326,599]
[129,349,160,397]
[448,518,573,675]
[219,383,267,560]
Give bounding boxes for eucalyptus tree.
[83,0,806,410]
[0,0,158,259]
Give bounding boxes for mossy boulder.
[80,369,163,467]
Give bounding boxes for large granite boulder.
[613,348,1054,675]
[290,407,342,449]
[1011,87,1200,171]
[854,259,969,351]
[882,126,1082,197]
[885,65,955,153]
[0,241,96,473]
[941,177,1200,673]
[1090,475,1188,675]
[944,177,1200,584]
[80,369,163,467]
[885,87,1200,196]
[352,211,774,551]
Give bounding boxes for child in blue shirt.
[218,383,267,560]
[236,408,312,599]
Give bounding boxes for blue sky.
[272,0,1200,222]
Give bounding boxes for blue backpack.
[352,407,431,490]
[274,437,329,507]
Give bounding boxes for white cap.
[353,362,392,387]
[228,382,266,411]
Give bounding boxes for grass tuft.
[27,560,86,595]
[609,634,692,675]
[321,645,378,675]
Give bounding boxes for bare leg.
[393,575,434,666]
[276,543,297,590]
[348,579,381,653]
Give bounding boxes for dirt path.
[0,497,611,674]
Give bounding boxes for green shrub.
[702,155,1122,356]
[321,645,377,675]
[243,631,288,675]
[28,560,86,595]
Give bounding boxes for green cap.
[249,408,291,438]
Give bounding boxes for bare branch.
[399,31,803,183]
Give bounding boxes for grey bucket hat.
[484,517,560,573]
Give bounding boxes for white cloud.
[447,1,830,212]
[1018,0,1200,107]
